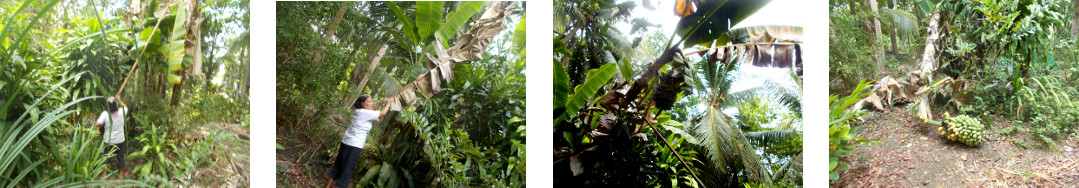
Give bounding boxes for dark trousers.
[329,142,364,188]
[100,125,125,170]
[105,142,126,170]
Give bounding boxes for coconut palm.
[682,61,803,187]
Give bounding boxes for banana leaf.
[676,0,772,48]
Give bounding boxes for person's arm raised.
[378,99,391,117]
[115,95,129,113]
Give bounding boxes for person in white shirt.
[327,94,389,188]
[95,97,129,178]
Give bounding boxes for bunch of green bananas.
[653,52,686,110]
[936,114,984,147]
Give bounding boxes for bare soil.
[276,114,354,187]
[831,108,1079,187]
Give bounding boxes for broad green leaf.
[389,2,419,45]
[829,157,839,170]
[675,0,772,48]
[561,63,617,121]
[437,1,486,48]
[615,57,634,81]
[916,0,939,14]
[415,1,444,43]
[553,62,571,111]
[511,17,526,52]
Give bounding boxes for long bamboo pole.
[116,15,166,97]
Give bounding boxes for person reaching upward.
[95,96,129,179]
[326,94,389,188]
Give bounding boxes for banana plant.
[379,1,518,111]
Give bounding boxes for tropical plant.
[127,118,180,183]
[828,80,881,180]
[0,0,247,186]
[554,0,805,187]
[276,1,525,187]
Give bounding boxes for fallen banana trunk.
[856,72,974,118]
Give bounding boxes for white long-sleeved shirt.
[96,107,128,144]
[342,109,379,148]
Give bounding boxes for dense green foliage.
[275,1,526,187]
[831,0,1079,149]
[553,0,803,187]
[0,0,249,186]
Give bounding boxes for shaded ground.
[187,122,251,187]
[276,115,355,187]
[832,108,1079,187]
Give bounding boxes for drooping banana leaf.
[693,42,802,75]
[389,2,419,47]
[184,0,205,76]
[382,2,516,111]
[727,25,803,44]
[511,17,526,52]
[160,4,189,85]
[676,0,772,48]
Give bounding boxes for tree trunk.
[324,4,348,39]
[353,45,389,90]
[314,3,349,64]
[344,23,403,108]
[171,72,185,106]
[867,0,884,71]
[889,23,898,53]
[559,23,581,68]
[186,0,205,78]
[918,10,944,74]
[241,46,250,102]
[1072,1,1078,39]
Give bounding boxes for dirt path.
[276,118,349,187]
[832,108,1079,187]
[187,122,250,187]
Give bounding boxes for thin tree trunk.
[1072,1,1078,38]
[241,46,250,101]
[324,4,348,39]
[889,24,898,53]
[867,0,884,71]
[344,23,403,108]
[353,44,390,90]
[171,72,185,106]
[559,23,581,68]
[314,3,349,64]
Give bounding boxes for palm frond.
[685,107,772,185]
[879,8,919,35]
[743,130,797,144]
